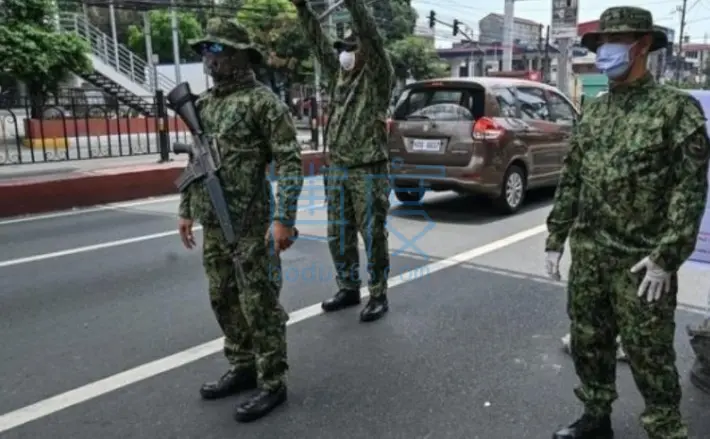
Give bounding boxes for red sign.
[488,70,542,81]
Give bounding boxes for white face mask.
[339,51,356,71]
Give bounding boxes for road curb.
[0,152,325,218]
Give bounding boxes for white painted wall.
[154,63,212,95]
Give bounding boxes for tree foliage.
[388,36,448,80]
[368,0,446,82]
[127,10,203,64]
[371,0,417,42]
[236,0,311,85]
[0,0,91,98]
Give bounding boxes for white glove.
[630,256,671,302]
[545,251,562,281]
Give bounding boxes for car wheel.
[395,188,425,203]
[493,165,526,214]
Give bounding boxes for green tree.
[126,10,203,64]
[371,0,417,41]
[388,36,448,81]
[368,0,446,82]
[236,0,311,94]
[0,0,91,115]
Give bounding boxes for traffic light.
[453,19,459,36]
[428,10,435,28]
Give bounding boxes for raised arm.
[343,0,394,91]
[259,95,304,227]
[649,100,710,272]
[293,0,339,81]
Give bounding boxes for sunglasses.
[201,43,224,54]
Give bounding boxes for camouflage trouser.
[202,226,289,391]
[324,162,391,298]
[567,237,686,439]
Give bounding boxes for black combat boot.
[199,368,257,400]
[234,386,287,423]
[359,295,389,322]
[321,289,361,312]
[553,414,613,439]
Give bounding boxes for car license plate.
[411,139,442,152]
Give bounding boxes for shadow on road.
[390,187,556,225]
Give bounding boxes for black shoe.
[234,386,287,423]
[199,369,257,400]
[553,414,613,439]
[359,296,389,322]
[322,289,361,312]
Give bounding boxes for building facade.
[679,43,710,75]
[478,13,542,46]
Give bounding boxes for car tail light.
[472,117,505,141]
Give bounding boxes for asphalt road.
[2,180,710,438]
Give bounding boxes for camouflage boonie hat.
[581,6,668,53]
[189,18,263,65]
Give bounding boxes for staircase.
[58,13,176,116]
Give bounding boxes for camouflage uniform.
[295,0,395,321]
[178,18,303,421]
[546,7,710,439]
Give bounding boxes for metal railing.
[0,93,190,166]
[58,12,176,94]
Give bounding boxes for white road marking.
[0,203,326,269]
[0,224,546,433]
[0,195,181,226]
[0,176,325,226]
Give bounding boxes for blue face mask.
[595,42,635,79]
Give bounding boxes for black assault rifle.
[167,82,251,283]
[167,82,296,283]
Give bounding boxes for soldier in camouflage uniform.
[544,7,710,439]
[292,0,394,322]
[177,18,303,423]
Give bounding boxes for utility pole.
[170,0,182,84]
[109,0,120,69]
[143,12,157,92]
[537,24,544,74]
[502,0,515,71]
[676,0,688,81]
[551,0,577,95]
[544,25,550,83]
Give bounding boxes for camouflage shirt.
[178,83,304,233]
[296,0,394,168]
[546,74,710,272]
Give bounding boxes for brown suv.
[387,77,580,213]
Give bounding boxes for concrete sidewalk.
[0,150,326,218]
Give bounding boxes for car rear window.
[393,86,483,121]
